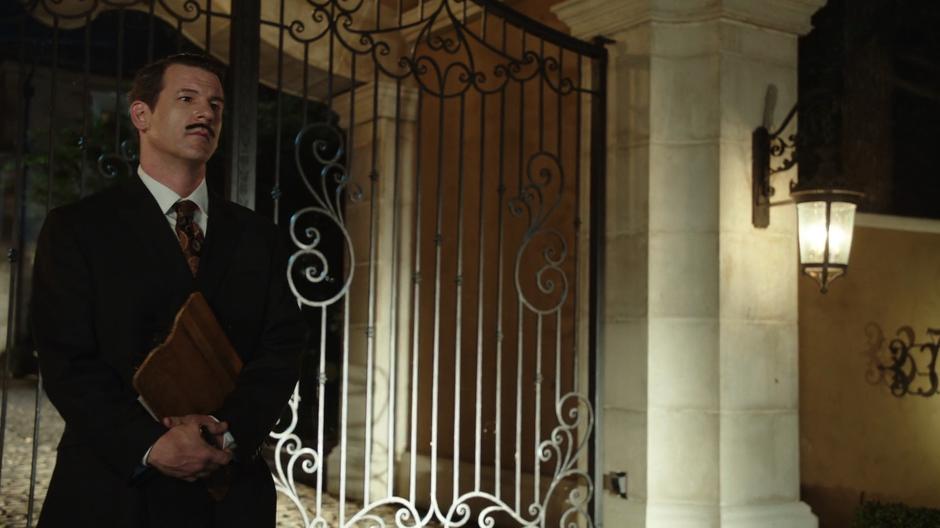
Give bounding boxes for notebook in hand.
[133,292,243,421]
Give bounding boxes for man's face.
[134,63,224,164]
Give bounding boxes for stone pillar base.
[721,502,818,528]
[646,503,719,528]
[643,501,817,528]
[605,499,648,528]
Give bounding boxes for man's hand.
[148,415,232,481]
[162,414,229,449]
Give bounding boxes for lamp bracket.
[753,85,798,228]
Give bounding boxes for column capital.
[334,80,419,129]
[552,0,826,40]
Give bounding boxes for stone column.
[328,80,418,501]
[553,1,824,527]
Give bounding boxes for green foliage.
[5,112,136,209]
[855,500,940,528]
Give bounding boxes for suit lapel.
[196,193,242,303]
[117,176,195,290]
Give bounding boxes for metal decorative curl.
[767,103,799,176]
[96,139,139,180]
[275,118,363,527]
[270,384,322,528]
[286,121,360,308]
[512,151,569,315]
[331,391,594,528]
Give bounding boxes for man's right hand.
[147,422,233,481]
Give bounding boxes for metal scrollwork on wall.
[865,323,940,398]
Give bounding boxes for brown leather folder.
[133,292,242,419]
[132,291,242,499]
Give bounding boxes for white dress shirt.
[138,166,209,235]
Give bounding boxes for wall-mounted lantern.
[752,88,864,293]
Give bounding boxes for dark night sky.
[800,0,940,220]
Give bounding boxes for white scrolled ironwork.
[266,2,601,527]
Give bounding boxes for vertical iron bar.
[514,27,528,514]
[517,29,526,193]
[176,20,183,52]
[114,10,125,156]
[227,0,260,209]
[205,0,213,55]
[408,87,424,503]
[554,309,561,425]
[147,2,155,62]
[315,308,327,518]
[451,92,467,505]
[0,9,31,489]
[473,7,489,493]
[539,39,545,152]
[302,43,309,126]
[429,89,446,514]
[386,0,405,499]
[337,22,353,525]
[326,3,334,108]
[514,299,523,513]
[493,17,508,499]
[533,314,543,506]
[557,48,564,158]
[588,37,609,528]
[29,17,62,526]
[273,0,285,223]
[339,296,351,526]
[573,54,583,395]
[348,50,373,508]
[26,373,42,528]
[366,2,383,499]
[79,18,91,197]
[556,47,564,405]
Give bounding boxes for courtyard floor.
[0,378,410,527]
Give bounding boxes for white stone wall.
[554,1,826,526]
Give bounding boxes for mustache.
[186,123,215,137]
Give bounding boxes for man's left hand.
[162,414,228,449]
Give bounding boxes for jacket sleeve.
[32,208,165,479]
[214,224,304,460]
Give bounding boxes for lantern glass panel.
[827,201,857,265]
[797,201,828,264]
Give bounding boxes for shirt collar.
[137,165,209,217]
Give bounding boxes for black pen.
[200,425,219,448]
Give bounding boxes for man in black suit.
[32,53,303,527]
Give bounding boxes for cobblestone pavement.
[0,379,423,527]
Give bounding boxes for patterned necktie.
[174,200,204,276]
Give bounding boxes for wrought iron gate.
[0,1,608,526]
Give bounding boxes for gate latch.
[606,471,627,499]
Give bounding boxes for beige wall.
[800,218,940,527]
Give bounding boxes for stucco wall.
[800,216,940,527]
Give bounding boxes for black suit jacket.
[31,175,304,527]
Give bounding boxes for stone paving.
[0,379,421,527]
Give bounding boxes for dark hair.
[128,53,226,110]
